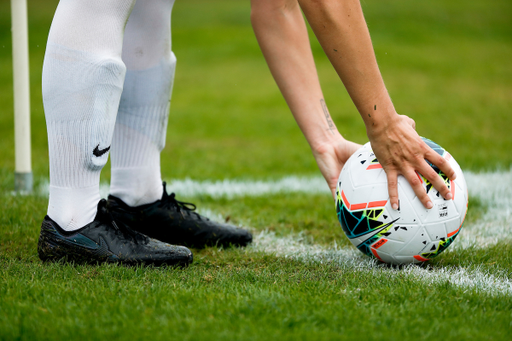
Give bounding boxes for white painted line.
[36,176,329,199]
[36,169,512,247]
[33,171,512,295]
[186,170,512,248]
[165,176,330,198]
[251,230,512,297]
[455,170,512,249]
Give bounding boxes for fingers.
[331,187,337,201]
[421,150,457,201]
[406,167,435,209]
[405,154,455,208]
[368,114,457,210]
[386,169,400,210]
[386,157,453,210]
[314,137,363,202]
[428,149,457,180]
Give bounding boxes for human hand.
[312,136,362,199]
[367,114,456,210]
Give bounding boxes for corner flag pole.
[11,0,33,193]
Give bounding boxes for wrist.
[293,104,345,152]
[354,91,398,137]
[364,107,400,140]
[310,132,346,156]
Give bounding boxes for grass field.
[1,0,512,340]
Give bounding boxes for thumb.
[330,183,337,201]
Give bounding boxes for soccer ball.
[335,137,468,265]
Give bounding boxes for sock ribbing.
[110,0,176,207]
[110,56,176,206]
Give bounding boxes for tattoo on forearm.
[320,99,335,134]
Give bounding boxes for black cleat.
[107,182,253,249]
[38,199,193,266]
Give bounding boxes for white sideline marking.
[251,230,512,297]
[192,170,512,297]
[178,170,512,247]
[37,175,329,199]
[37,169,512,247]
[455,170,512,249]
[165,176,330,198]
[34,171,511,295]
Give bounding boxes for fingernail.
[446,192,453,200]
[392,203,398,210]
[427,201,433,209]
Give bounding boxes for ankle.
[110,167,163,206]
[47,184,100,231]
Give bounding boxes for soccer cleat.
[106,182,253,248]
[38,199,193,266]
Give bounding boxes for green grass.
[1,0,511,340]
[1,254,511,341]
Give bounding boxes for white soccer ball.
[335,138,468,265]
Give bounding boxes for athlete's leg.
[110,0,176,206]
[43,0,136,231]
[106,0,252,248]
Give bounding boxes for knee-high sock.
[110,0,176,207]
[43,0,136,231]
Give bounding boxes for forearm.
[250,0,344,151]
[297,0,397,136]
[252,0,455,206]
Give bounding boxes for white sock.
[110,0,176,207]
[43,0,136,231]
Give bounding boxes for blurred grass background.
[0,0,510,188]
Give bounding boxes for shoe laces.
[161,182,205,220]
[98,199,148,244]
